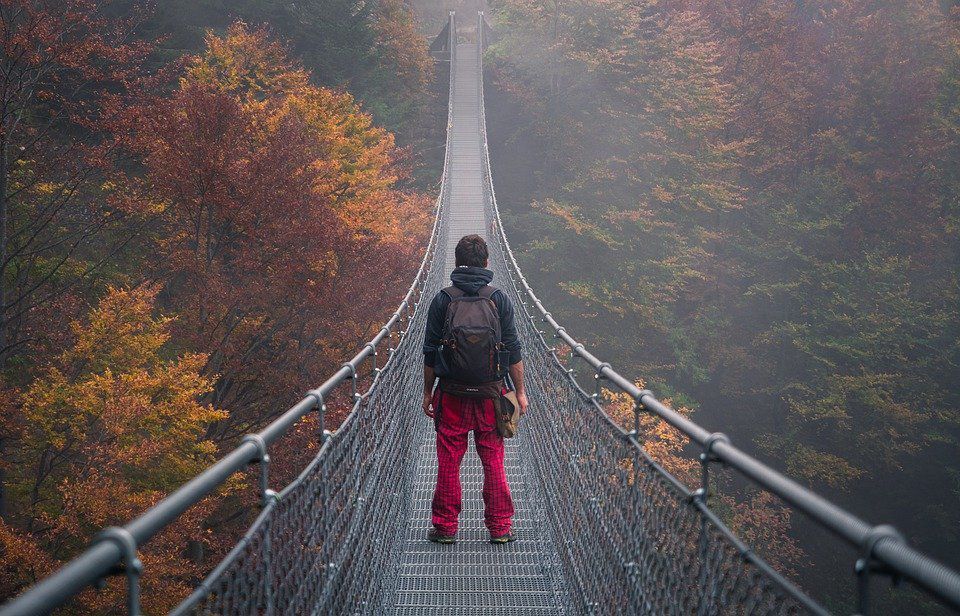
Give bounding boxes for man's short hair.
[455,234,489,268]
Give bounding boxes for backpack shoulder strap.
[442,286,466,299]
[477,285,497,299]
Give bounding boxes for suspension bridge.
[3,13,960,616]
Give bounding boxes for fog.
[457,0,960,612]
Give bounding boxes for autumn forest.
[0,0,437,611]
[0,0,958,614]
[484,0,960,612]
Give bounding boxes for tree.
[489,0,960,603]
[119,0,434,140]
[129,22,429,439]
[0,7,435,612]
[3,286,224,612]
[490,0,744,386]
[604,386,803,575]
[0,0,154,368]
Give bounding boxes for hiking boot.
[489,531,516,544]
[427,529,456,544]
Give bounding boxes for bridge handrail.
[474,11,960,611]
[0,14,458,616]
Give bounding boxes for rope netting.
[174,188,450,616]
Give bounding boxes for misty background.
[414,0,960,613]
[0,0,955,612]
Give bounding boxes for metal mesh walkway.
[387,42,569,616]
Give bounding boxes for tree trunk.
[0,129,9,521]
[0,437,6,520]
[0,130,8,370]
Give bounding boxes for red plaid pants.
[431,390,515,535]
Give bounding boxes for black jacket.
[422,266,522,368]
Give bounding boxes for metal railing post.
[592,363,610,399]
[631,391,650,437]
[308,390,332,443]
[624,393,645,606]
[94,528,142,616]
[239,434,277,508]
[385,323,396,362]
[855,525,904,615]
[239,434,276,614]
[365,342,378,374]
[378,325,390,352]
[695,432,729,616]
[341,363,359,403]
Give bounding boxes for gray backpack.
[438,285,505,386]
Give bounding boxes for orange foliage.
[724,491,804,577]
[125,22,430,438]
[0,8,431,614]
[0,522,54,600]
[4,287,225,612]
[371,0,434,96]
[605,385,698,486]
[185,22,310,103]
[603,385,804,575]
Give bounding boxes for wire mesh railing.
[0,17,457,616]
[169,16,458,616]
[475,10,960,615]
[170,231,449,614]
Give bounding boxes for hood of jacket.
[450,266,494,295]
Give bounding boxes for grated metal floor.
[386,43,569,615]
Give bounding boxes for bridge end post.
[449,11,456,51]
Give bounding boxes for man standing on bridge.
[422,234,528,544]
